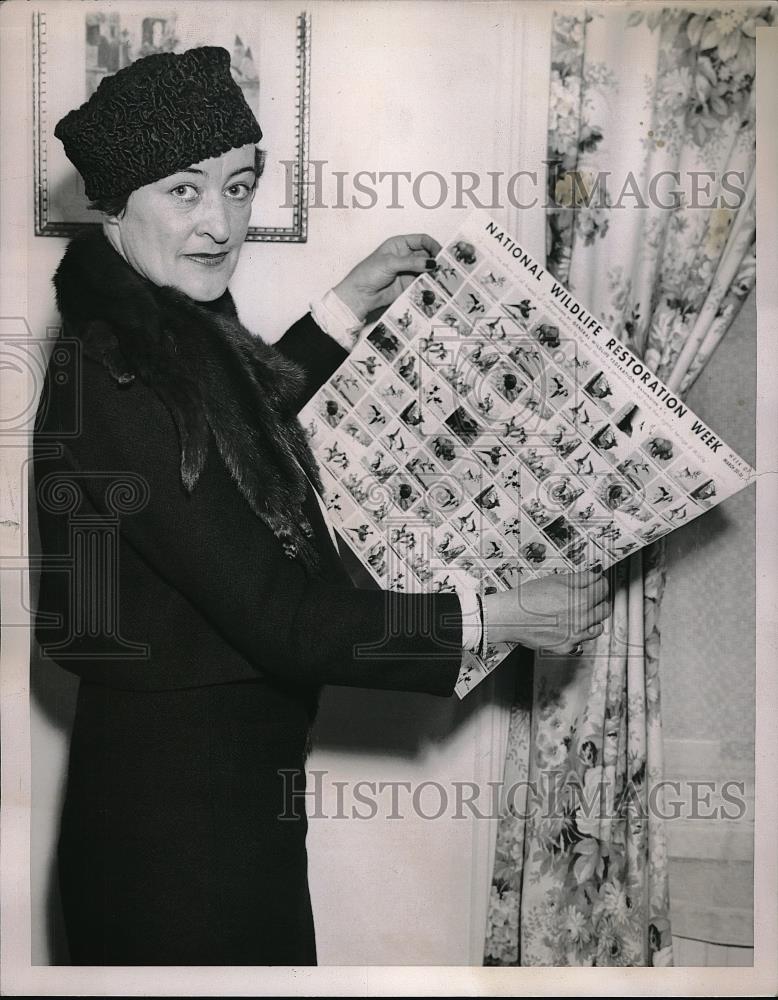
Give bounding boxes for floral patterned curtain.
[484,5,767,967]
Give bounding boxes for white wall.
[230,1,538,337]
[661,287,756,958]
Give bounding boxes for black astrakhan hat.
[55,46,262,203]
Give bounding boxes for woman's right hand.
[483,569,610,655]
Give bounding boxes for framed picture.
[32,2,311,242]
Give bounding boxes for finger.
[568,618,605,648]
[572,598,608,634]
[582,573,610,606]
[568,568,603,589]
[585,599,612,626]
[395,233,442,257]
[384,251,435,275]
[539,642,578,658]
[567,573,606,610]
[585,582,609,611]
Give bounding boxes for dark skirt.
[58,678,317,965]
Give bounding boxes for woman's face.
[104,144,257,301]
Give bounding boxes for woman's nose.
[194,192,230,244]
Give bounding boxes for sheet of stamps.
[299,212,756,697]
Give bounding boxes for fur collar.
[54,229,324,574]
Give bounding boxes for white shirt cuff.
[455,584,483,655]
[310,288,365,351]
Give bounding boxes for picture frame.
[32,2,311,242]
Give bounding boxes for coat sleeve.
[271,313,350,412]
[60,353,464,698]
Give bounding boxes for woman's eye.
[226,182,252,200]
[171,184,198,201]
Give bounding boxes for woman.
[34,46,609,965]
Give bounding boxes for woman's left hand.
[333,233,442,321]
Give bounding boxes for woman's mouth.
[185,251,230,267]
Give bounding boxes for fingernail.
[425,258,437,270]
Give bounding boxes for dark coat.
[33,230,466,965]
